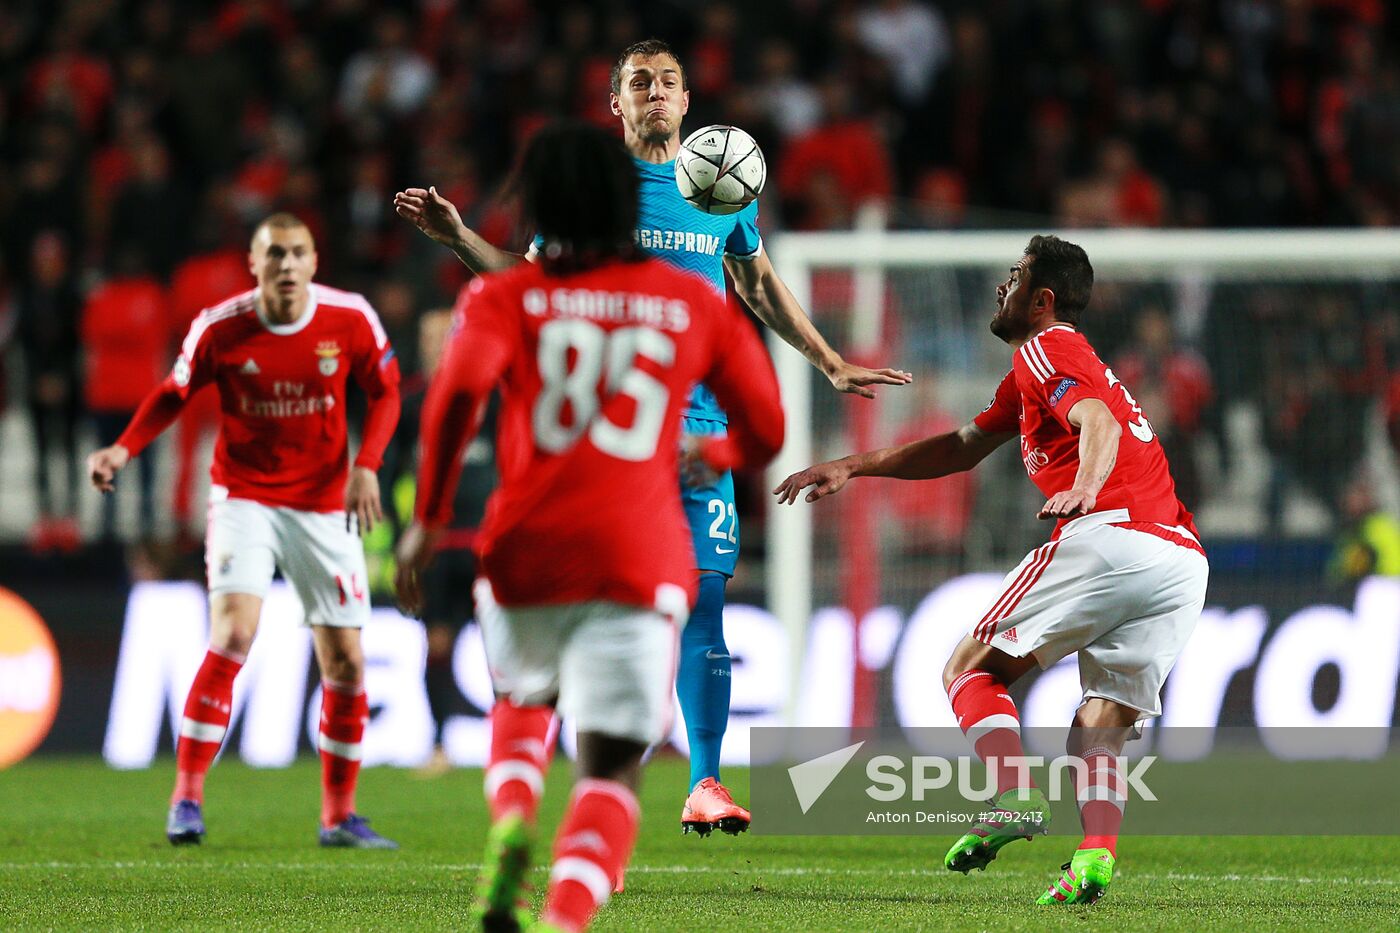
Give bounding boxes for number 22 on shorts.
[708,499,737,554]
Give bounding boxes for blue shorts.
[681,416,738,577]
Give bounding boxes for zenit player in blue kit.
[631,154,756,575]
[394,38,910,838]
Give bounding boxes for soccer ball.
[674,125,766,216]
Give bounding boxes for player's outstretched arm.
[773,422,1013,505]
[725,251,912,399]
[392,186,524,274]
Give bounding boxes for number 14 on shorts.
[335,573,365,606]
[708,499,737,554]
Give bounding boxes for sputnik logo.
[787,741,865,814]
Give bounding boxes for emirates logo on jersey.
[1020,439,1050,476]
[315,341,341,376]
[239,392,336,417]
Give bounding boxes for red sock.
[947,669,1035,795]
[484,700,555,824]
[1076,745,1125,857]
[172,648,243,804]
[319,681,368,828]
[540,779,640,933]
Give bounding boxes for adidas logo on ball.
[675,124,766,216]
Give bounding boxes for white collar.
[256,287,318,335]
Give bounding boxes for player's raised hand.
[393,186,467,248]
[346,466,383,536]
[827,360,913,399]
[86,444,130,493]
[393,521,441,617]
[1038,488,1096,520]
[773,459,854,505]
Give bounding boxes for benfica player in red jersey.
[775,235,1208,906]
[395,122,784,933]
[87,214,402,849]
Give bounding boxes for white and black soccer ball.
[674,125,766,216]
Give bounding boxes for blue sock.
[677,573,730,791]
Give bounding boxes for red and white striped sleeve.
[1012,325,1109,431]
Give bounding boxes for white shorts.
[971,510,1209,719]
[205,489,370,628]
[475,579,684,746]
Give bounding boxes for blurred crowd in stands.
[2,0,1400,566]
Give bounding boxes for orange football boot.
[680,778,751,837]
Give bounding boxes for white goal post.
[764,227,1400,726]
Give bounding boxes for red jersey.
[415,258,785,610]
[118,284,401,512]
[973,323,1196,538]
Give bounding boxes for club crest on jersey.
[315,341,340,376]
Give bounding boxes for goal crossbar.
[770,228,1400,275]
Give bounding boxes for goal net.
[762,227,1400,730]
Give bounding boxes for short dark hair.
[611,38,686,95]
[520,120,639,273]
[1024,234,1093,325]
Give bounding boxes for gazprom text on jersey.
[636,228,723,256]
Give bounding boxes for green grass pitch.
[2,756,1398,931]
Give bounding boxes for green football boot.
[473,812,535,932]
[944,787,1050,874]
[1036,847,1115,905]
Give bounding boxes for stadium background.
[2,0,1400,764]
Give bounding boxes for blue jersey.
[539,157,762,425]
[633,157,761,424]
[529,156,761,425]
